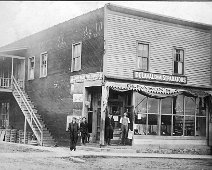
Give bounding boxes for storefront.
[100,73,211,148]
[69,71,211,152]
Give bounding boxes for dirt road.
[0,142,211,170]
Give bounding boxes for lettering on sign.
[134,71,187,84]
[70,72,103,84]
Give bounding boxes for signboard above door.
[134,71,187,84]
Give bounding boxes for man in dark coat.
[68,117,79,151]
[80,117,88,145]
[105,113,115,145]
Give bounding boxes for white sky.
[0,1,212,47]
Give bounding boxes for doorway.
[85,87,101,142]
[0,102,9,128]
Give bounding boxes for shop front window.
[134,94,147,135]
[196,97,206,136]
[134,93,207,137]
[184,96,195,136]
[161,98,172,136]
[147,98,159,135]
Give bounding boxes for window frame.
[136,41,150,71]
[173,47,185,75]
[28,56,35,80]
[40,52,48,78]
[71,42,82,72]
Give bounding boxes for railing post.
[24,117,27,144]
[41,127,43,146]
[11,58,14,89]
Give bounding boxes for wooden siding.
[105,11,211,87]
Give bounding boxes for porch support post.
[100,84,109,146]
[23,59,25,89]
[24,117,27,144]
[132,91,136,145]
[11,57,14,88]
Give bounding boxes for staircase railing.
[11,76,43,145]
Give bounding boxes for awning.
[105,81,210,99]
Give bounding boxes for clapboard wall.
[105,9,212,87]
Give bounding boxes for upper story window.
[71,42,82,72]
[173,48,184,75]
[28,56,35,80]
[137,42,149,71]
[40,52,48,78]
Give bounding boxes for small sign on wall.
[113,116,119,122]
[73,94,83,102]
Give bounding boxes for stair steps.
[12,76,55,147]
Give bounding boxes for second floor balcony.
[0,53,25,92]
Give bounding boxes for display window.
[134,93,207,137]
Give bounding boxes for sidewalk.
[1,141,212,160]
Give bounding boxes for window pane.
[180,50,184,61]
[134,93,147,135]
[77,57,81,71]
[196,117,206,136]
[174,95,184,115]
[173,116,184,136]
[137,57,142,69]
[73,58,76,71]
[77,44,81,56]
[138,43,143,57]
[142,57,148,70]
[74,45,77,58]
[29,69,34,79]
[161,115,172,136]
[148,98,158,113]
[196,97,206,116]
[135,93,147,113]
[147,114,159,135]
[174,61,178,74]
[185,97,195,115]
[185,116,195,136]
[138,43,143,51]
[142,44,149,57]
[178,62,183,74]
[134,114,147,135]
[161,98,172,115]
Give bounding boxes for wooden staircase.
[12,76,55,146]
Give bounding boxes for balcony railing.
[0,77,24,89]
[0,78,11,88]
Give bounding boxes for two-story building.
[0,4,212,153]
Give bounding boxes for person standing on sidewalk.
[80,117,88,145]
[68,117,79,151]
[120,111,130,145]
[105,113,115,145]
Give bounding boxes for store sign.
[70,72,103,84]
[134,71,187,84]
[73,94,83,102]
